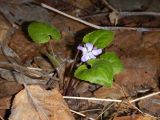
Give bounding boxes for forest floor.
[0,0,159,120]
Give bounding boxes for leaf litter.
[9,85,75,120]
[0,0,159,120]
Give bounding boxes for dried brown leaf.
[0,96,12,109]
[9,30,40,63]
[0,79,23,98]
[94,83,125,99]
[138,95,160,116]
[9,85,75,120]
[0,13,11,43]
[109,11,119,25]
[113,114,156,120]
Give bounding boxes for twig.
[65,92,159,119]
[41,3,160,32]
[70,109,95,120]
[102,0,160,17]
[120,11,160,17]
[41,3,100,29]
[130,91,160,103]
[63,91,160,103]
[63,96,122,103]
[82,11,160,19]
[27,67,43,71]
[102,0,119,13]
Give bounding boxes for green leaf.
[83,30,114,48]
[28,22,61,44]
[74,59,114,87]
[87,59,97,66]
[100,52,124,75]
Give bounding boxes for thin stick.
[120,12,160,17]
[82,11,160,19]
[102,0,160,17]
[63,96,122,103]
[70,109,95,120]
[130,91,160,103]
[102,0,160,16]
[63,91,160,103]
[27,67,43,71]
[41,3,160,32]
[102,0,119,13]
[41,3,100,29]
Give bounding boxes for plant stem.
[43,41,62,68]
[45,52,60,68]
[64,50,79,95]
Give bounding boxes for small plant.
[28,21,62,68]
[74,30,124,87]
[28,21,61,44]
[28,22,123,87]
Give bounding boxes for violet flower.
[77,43,102,62]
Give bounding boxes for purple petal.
[81,54,90,62]
[77,45,83,51]
[88,52,96,59]
[81,47,88,54]
[85,43,93,51]
[92,49,102,56]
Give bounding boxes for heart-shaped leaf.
[74,59,114,87]
[100,52,124,75]
[83,30,114,48]
[28,22,61,44]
